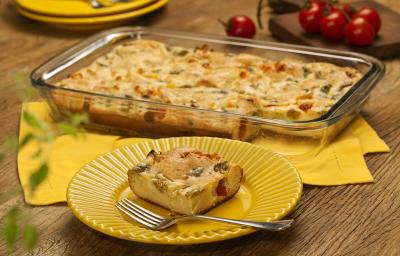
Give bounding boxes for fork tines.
[116,199,164,229]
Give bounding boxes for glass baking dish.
[30,26,384,160]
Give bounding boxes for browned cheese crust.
[53,39,362,140]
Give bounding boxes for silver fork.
[116,198,294,231]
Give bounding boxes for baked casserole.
[54,39,362,140]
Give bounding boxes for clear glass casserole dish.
[30,27,384,160]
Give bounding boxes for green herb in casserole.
[56,39,361,121]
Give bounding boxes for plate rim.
[17,0,168,25]
[16,0,157,17]
[66,137,303,245]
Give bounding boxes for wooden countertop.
[0,0,399,255]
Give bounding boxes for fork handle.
[190,215,293,231]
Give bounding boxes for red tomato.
[353,6,381,34]
[216,180,227,196]
[319,11,348,41]
[219,15,256,38]
[345,17,375,46]
[299,2,326,33]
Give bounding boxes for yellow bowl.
[67,137,302,244]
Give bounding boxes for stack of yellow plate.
[16,0,168,30]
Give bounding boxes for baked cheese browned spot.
[56,39,362,121]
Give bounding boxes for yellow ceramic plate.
[67,137,302,244]
[17,0,168,26]
[16,0,157,17]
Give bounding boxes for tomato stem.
[217,18,228,29]
[342,10,351,21]
[303,0,311,10]
[349,4,358,14]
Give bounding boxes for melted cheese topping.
[132,148,233,196]
[57,39,362,121]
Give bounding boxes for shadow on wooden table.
[58,208,299,256]
[94,223,296,255]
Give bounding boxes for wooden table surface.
[1,0,399,255]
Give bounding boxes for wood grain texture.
[269,1,400,59]
[0,0,399,255]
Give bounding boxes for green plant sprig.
[1,72,89,252]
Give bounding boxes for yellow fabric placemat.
[17,102,390,205]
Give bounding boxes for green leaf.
[19,133,34,148]
[57,122,77,136]
[24,86,37,102]
[29,163,48,192]
[31,148,43,158]
[36,131,55,142]
[23,111,43,130]
[70,113,89,126]
[4,223,18,250]
[23,225,38,250]
[13,72,38,101]
[5,207,20,222]
[4,207,20,250]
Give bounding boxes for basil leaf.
[31,148,43,158]
[19,133,34,148]
[23,225,38,250]
[57,123,77,136]
[29,163,48,192]
[4,207,20,250]
[71,113,89,126]
[23,111,42,129]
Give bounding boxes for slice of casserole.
[127,147,243,215]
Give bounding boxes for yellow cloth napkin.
[18,102,389,205]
